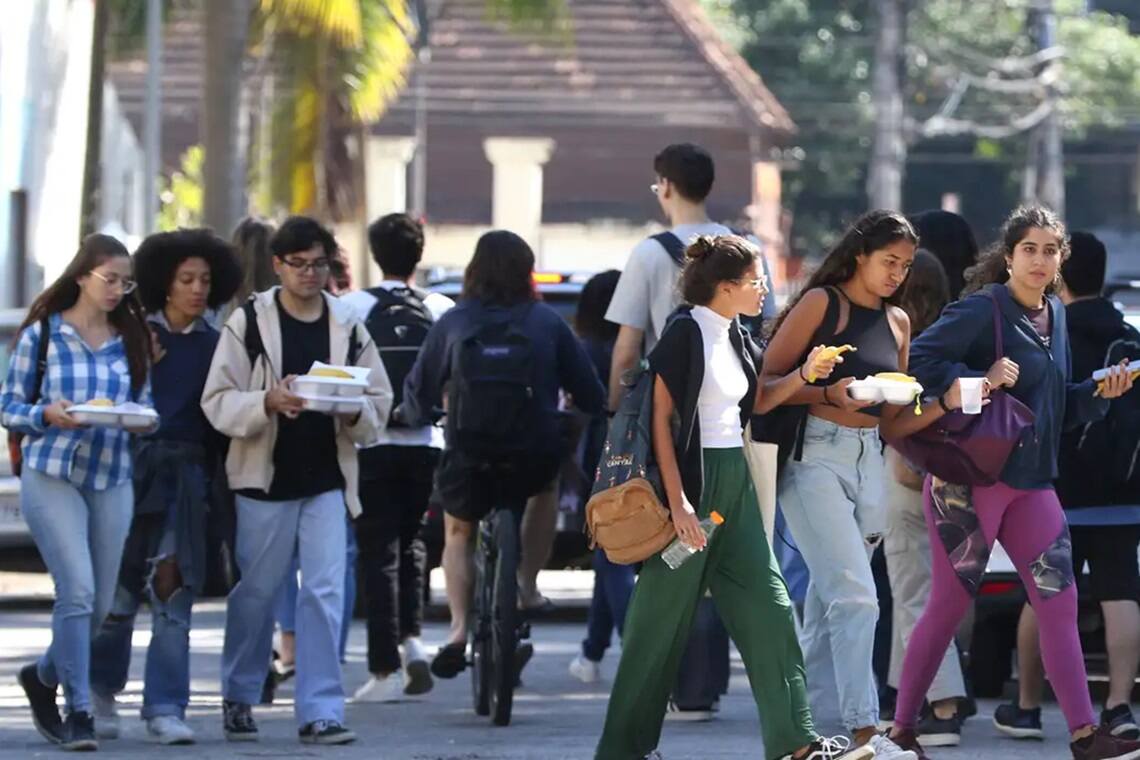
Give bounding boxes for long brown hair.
[21,234,151,394]
[771,209,919,336]
[898,249,951,336]
[462,230,538,306]
[962,205,1069,297]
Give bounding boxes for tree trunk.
[867,0,907,211]
[79,0,110,239]
[202,0,252,239]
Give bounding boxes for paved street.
[0,595,1079,759]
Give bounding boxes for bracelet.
[938,394,954,414]
[798,364,809,382]
[822,385,835,407]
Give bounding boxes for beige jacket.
[201,288,392,517]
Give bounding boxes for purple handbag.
[895,291,1036,486]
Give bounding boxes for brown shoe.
[1071,725,1140,760]
[890,728,931,760]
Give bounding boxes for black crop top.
[815,288,900,415]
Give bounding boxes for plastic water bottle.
[661,511,725,570]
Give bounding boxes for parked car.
[970,279,1140,698]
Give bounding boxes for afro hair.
[133,228,244,314]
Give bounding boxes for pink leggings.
[894,478,1095,733]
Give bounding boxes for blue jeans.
[274,514,356,663]
[21,468,133,714]
[223,491,347,726]
[582,549,635,662]
[778,415,885,731]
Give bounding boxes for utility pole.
[143,0,162,233]
[410,0,430,219]
[1034,0,1065,216]
[79,0,110,239]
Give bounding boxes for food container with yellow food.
[1092,360,1140,397]
[68,401,159,429]
[846,373,925,411]
[295,394,366,416]
[291,362,370,398]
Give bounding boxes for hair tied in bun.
[686,235,716,260]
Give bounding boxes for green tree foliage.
[158,145,204,231]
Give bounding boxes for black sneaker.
[60,711,97,752]
[993,701,1044,739]
[1071,724,1140,760]
[223,700,258,742]
[299,720,356,745]
[430,642,467,679]
[18,663,62,744]
[1103,705,1140,741]
[917,710,962,747]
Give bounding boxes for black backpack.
[362,287,433,423]
[1063,329,1140,506]
[447,308,538,459]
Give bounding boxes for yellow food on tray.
[86,398,115,407]
[1095,370,1140,397]
[875,372,917,383]
[310,368,354,379]
[808,344,856,382]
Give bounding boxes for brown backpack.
[584,368,675,565]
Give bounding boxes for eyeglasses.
[737,277,769,293]
[89,270,137,294]
[281,258,331,274]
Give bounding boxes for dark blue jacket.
[909,283,1109,490]
[402,299,606,453]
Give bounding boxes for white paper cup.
[960,377,986,415]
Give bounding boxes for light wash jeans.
[778,415,885,732]
[222,490,347,726]
[883,464,966,701]
[21,468,133,714]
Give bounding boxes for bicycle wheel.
[470,521,493,717]
[490,508,520,726]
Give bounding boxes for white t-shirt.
[340,282,455,449]
[691,305,749,448]
[605,222,734,351]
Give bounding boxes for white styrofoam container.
[1092,359,1140,381]
[68,402,159,429]
[845,377,924,405]
[296,393,365,415]
[291,362,369,398]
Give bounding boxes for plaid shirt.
[1,314,152,490]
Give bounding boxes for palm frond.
[258,0,363,46]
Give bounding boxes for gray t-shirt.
[606,222,734,350]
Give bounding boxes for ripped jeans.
[778,415,885,731]
[894,478,1095,733]
[90,472,205,721]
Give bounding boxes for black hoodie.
[1055,297,1140,509]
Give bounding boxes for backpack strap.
[347,325,361,367]
[651,232,687,267]
[27,317,51,406]
[240,299,264,368]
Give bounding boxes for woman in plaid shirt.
[1,234,154,751]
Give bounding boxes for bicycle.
[469,505,530,726]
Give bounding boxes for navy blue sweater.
[909,284,1109,489]
[402,299,605,453]
[150,319,219,444]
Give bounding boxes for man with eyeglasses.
[202,216,393,746]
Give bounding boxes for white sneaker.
[401,637,433,696]
[92,692,120,740]
[353,673,405,703]
[779,736,876,760]
[866,733,918,759]
[568,654,601,684]
[145,715,195,745]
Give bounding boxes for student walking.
[596,234,870,760]
[340,213,454,701]
[997,231,1140,742]
[761,210,921,758]
[202,216,392,746]
[2,235,155,751]
[887,206,1140,760]
[88,230,242,745]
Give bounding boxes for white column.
[363,135,417,283]
[483,137,555,261]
